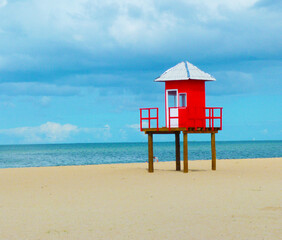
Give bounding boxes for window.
[168,90,177,107]
[179,93,187,107]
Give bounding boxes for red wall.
[165,80,206,128]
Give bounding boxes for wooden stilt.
[183,132,188,173]
[148,133,154,172]
[175,132,181,171]
[211,133,216,170]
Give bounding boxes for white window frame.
[166,89,178,127]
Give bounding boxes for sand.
[0,158,281,240]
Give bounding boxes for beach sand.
[0,158,281,240]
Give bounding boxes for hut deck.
[142,127,220,134]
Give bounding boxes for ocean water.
[0,141,281,169]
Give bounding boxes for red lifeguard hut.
[140,61,223,173]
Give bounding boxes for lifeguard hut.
[140,61,223,173]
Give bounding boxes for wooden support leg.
[183,132,188,173]
[211,133,216,170]
[148,133,154,173]
[175,132,181,171]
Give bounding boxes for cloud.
[0,0,7,8]
[0,101,15,108]
[0,0,279,67]
[0,122,112,143]
[121,123,147,141]
[108,2,178,48]
[126,123,149,131]
[0,82,81,96]
[0,122,78,143]
[254,0,282,10]
[39,96,51,106]
[0,0,280,144]
[81,124,112,140]
[126,123,140,130]
[262,128,268,134]
[0,0,280,99]
[207,71,255,95]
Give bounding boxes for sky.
[0,0,281,144]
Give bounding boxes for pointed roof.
[155,61,216,82]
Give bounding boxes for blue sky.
[0,0,281,144]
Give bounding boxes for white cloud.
[108,2,177,48]
[119,128,128,140]
[0,100,15,107]
[0,0,261,52]
[262,128,268,134]
[39,96,51,106]
[0,122,78,143]
[0,0,280,98]
[0,0,279,79]
[125,123,147,140]
[0,82,81,96]
[126,123,140,129]
[0,122,112,143]
[187,0,258,15]
[40,122,78,141]
[80,124,112,140]
[0,0,7,8]
[126,123,148,131]
[207,71,255,95]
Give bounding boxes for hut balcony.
[140,107,223,132]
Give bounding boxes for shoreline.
[0,157,281,170]
[0,157,281,240]
[0,139,281,146]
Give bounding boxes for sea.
[0,141,281,169]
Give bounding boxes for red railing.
[140,108,159,131]
[168,107,223,131]
[205,107,223,131]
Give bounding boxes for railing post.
[140,109,142,131]
[169,107,171,131]
[220,108,222,130]
[212,108,214,131]
[157,108,159,131]
[209,108,211,128]
[203,107,206,131]
[148,109,151,129]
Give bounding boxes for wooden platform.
[142,127,218,173]
[142,127,220,134]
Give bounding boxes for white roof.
[155,61,216,82]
